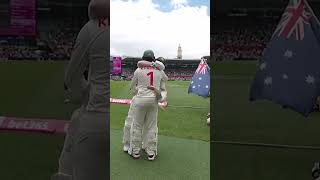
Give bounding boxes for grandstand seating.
[212,16,277,61]
[110,58,204,81]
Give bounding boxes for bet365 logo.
[312,162,320,180]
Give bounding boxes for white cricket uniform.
[122,61,166,149]
[129,66,167,156]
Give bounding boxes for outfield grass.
[0,133,63,180]
[110,80,210,141]
[110,80,210,179]
[2,60,315,180]
[111,130,210,180]
[0,62,77,119]
[212,61,320,180]
[213,60,257,76]
[0,62,210,180]
[0,62,74,180]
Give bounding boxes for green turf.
[2,60,319,180]
[110,130,209,180]
[110,80,210,179]
[0,62,75,180]
[0,62,210,179]
[110,81,210,141]
[0,132,63,180]
[0,62,77,119]
[213,60,257,76]
[212,61,320,180]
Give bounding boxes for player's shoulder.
[80,21,91,32]
[134,67,141,73]
[75,22,91,43]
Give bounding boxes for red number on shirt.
[147,71,154,86]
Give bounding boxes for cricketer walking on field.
[128,50,168,161]
[51,0,109,179]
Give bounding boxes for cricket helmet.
[157,57,166,65]
[142,50,155,62]
[88,0,110,20]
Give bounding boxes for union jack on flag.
[273,0,312,40]
[195,58,208,74]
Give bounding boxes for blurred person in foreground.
[51,0,109,179]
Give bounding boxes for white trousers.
[129,97,159,155]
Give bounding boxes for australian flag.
[250,0,320,116]
[188,58,210,98]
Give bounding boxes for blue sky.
[152,0,210,15]
[111,0,210,58]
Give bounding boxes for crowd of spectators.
[46,28,78,60]
[0,45,43,60]
[0,16,279,62]
[165,69,194,80]
[0,23,79,61]
[212,17,277,61]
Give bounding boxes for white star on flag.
[264,77,272,85]
[306,75,315,84]
[282,74,288,79]
[284,50,293,58]
[198,77,202,80]
[260,62,267,70]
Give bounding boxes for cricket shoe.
[132,153,140,159]
[147,154,156,161]
[123,144,130,152]
[128,149,140,159]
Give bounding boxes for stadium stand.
[111,57,208,81]
[212,16,278,61]
[212,1,320,61]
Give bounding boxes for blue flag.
[250,0,320,116]
[188,58,210,97]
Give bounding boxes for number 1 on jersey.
[147,71,154,86]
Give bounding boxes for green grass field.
[0,62,74,180]
[0,62,210,180]
[110,81,210,141]
[1,60,318,180]
[212,61,320,180]
[110,80,210,180]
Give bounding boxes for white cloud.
[110,0,210,59]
